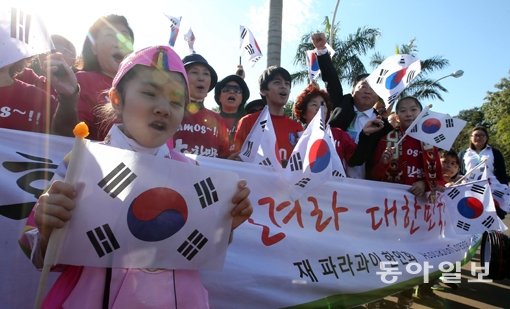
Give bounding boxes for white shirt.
[346,107,377,179]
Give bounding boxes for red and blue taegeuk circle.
[457,196,484,219]
[309,53,319,71]
[308,139,330,173]
[421,118,441,134]
[127,187,188,242]
[385,68,407,90]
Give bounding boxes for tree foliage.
[454,70,510,176]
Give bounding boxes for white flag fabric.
[238,106,282,171]
[165,15,181,47]
[284,105,345,198]
[481,164,510,213]
[0,7,52,68]
[183,27,195,54]
[442,180,507,234]
[407,109,466,150]
[56,141,239,270]
[306,50,320,82]
[367,54,422,107]
[240,25,262,66]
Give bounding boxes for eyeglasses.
[221,85,242,94]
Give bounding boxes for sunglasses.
[221,85,242,94]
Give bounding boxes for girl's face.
[470,129,488,150]
[303,95,324,124]
[186,64,212,101]
[219,81,243,113]
[260,75,291,108]
[441,155,460,180]
[115,66,186,148]
[396,99,421,130]
[93,23,133,77]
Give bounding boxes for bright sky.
[16,0,510,116]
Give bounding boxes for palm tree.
[292,18,380,86]
[370,39,450,101]
[267,0,283,67]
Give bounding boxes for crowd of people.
[1,11,508,309]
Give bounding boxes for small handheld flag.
[165,15,181,47]
[240,25,262,66]
[239,106,282,170]
[184,28,196,54]
[406,109,466,150]
[366,54,422,108]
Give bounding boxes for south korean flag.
[55,142,239,270]
[239,106,282,171]
[444,180,507,235]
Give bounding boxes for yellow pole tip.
[73,122,89,138]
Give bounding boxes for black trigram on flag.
[447,188,460,199]
[245,44,255,55]
[456,220,470,231]
[406,70,417,83]
[86,224,120,258]
[289,153,303,171]
[259,158,272,166]
[259,120,267,131]
[242,140,253,157]
[194,177,218,209]
[240,27,247,39]
[471,184,485,195]
[98,162,137,198]
[434,134,446,143]
[376,69,389,84]
[410,125,418,133]
[493,190,504,199]
[295,178,311,188]
[10,8,31,44]
[332,170,344,177]
[387,93,398,106]
[177,229,208,261]
[445,118,454,128]
[398,57,406,65]
[319,119,325,131]
[481,216,495,229]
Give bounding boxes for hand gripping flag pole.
[453,157,488,186]
[34,122,89,308]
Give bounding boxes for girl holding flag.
[20,45,252,308]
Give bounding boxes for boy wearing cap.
[234,66,303,167]
[171,54,231,158]
[215,74,250,149]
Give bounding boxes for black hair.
[258,66,292,91]
[395,96,423,111]
[469,126,489,150]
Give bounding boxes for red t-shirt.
[76,71,113,141]
[234,111,303,164]
[331,127,357,163]
[369,129,444,188]
[0,80,57,133]
[172,107,230,158]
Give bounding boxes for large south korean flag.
[55,142,239,270]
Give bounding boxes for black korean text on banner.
[1,152,58,219]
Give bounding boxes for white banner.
[0,128,482,308]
